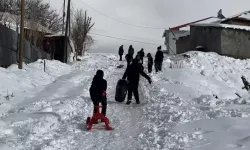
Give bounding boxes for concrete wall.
[190,26,222,54]
[176,35,191,54]
[221,28,250,59]
[164,30,189,54]
[0,24,50,67]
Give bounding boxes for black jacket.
[155,50,164,63]
[148,56,153,66]
[122,61,150,85]
[119,46,124,55]
[125,54,133,63]
[128,46,134,56]
[139,50,145,58]
[90,75,107,101]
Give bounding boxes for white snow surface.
[1,52,250,149]
[221,10,250,22]
[192,23,250,31]
[238,11,250,20]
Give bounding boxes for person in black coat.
[147,53,153,73]
[154,46,164,72]
[135,52,142,64]
[128,45,134,57]
[139,48,145,64]
[89,70,107,117]
[118,45,124,61]
[125,53,133,66]
[122,58,152,104]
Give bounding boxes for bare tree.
[83,35,94,54]
[71,9,94,56]
[0,0,62,33]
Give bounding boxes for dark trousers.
[127,82,139,102]
[155,62,162,72]
[140,57,143,64]
[92,96,107,116]
[148,64,153,73]
[119,55,122,61]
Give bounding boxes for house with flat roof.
[175,10,250,59]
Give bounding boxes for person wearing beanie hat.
[155,45,164,72]
[89,70,107,119]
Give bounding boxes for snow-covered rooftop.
[44,33,64,37]
[238,11,250,20]
[221,10,250,22]
[191,23,250,31]
[192,17,221,24]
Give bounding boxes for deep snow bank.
[0,59,71,115]
[138,51,250,149]
[161,51,250,100]
[1,52,250,150]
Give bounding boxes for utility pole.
[62,0,66,34]
[68,4,71,37]
[64,0,71,63]
[18,0,25,69]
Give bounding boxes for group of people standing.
[88,45,165,120]
[118,45,164,73]
[119,44,164,105]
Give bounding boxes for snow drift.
[0,52,250,149]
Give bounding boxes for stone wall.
[176,35,190,54]
[189,26,222,54]
[221,28,250,59]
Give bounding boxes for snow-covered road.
[1,52,250,150]
[0,54,152,150]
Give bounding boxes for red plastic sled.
[86,106,112,131]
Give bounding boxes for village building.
[163,10,250,59]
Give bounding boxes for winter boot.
[126,100,132,105]
[136,101,140,104]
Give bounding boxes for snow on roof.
[175,31,190,40]
[44,34,64,37]
[169,17,221,31]
[191,23,250,31]
[237,11,250,20]
[193,17,221,24]
[221,10,250,22]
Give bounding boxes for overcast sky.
[47,0,250,54]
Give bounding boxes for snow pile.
[139,51,250,149]
[1,52,250,149]
[0,59,71,115]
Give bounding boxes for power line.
[92,28,164,42]
[81,1,167,30]
[89,32,161,46]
